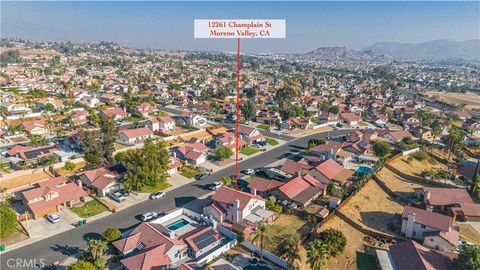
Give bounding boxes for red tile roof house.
[118,127,154,145]
[175,143,209,165]
[21,176,87,219]
[280,159,311,176]
[7,144,60,166]
[236,125,264,145]
[135,102,159,118]
[21,119,47,135]
[379,240,458,270]
[112,222,189,270]
[79,167,124,196]
[317,110,340,126]
[305,141,345,162]
[380,130,414,144]
[401,206,459,252]
[157,116,176,132]
[280,117,314,130]
[168,155,183,176]
[340,112,361,126]
[271,174,327,207]
[203,187,275,228]
[213,132,246,150]
[306,158,354,186]
[247,178,284,198]
[101,107,128,121]
[414,187,474,211]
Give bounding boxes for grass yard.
[265,137,279,146]
[257,124,271,131]
[180,165,202,178]
[71,200,108,218]
[356,252,377,270]
[137,181,171,193]
[240,146,259,156]
[248,214,309,256]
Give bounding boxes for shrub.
[64,161,76,171]
[0,205,17,238]
[68,260,96,270]
[412,150,429,161]
[214,147,233,161]
[266,199,283,214]
[102,228,122,243]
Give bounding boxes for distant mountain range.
[303,39,480,61]
[362,39,480,60]
[302,46,383,61]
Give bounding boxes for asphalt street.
[0,129,349,270]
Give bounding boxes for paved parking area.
[22,208,75,239]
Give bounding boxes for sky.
[1,1,479,53]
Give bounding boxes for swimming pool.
[167,219,189,231]
[356,166,373,174]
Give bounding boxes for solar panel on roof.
[192,229,219,250]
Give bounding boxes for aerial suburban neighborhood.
[1,2,480,270]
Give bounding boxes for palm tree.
[431,125,442,148]
[251,223,268,259]
[283,233,301,269]
[307,240,330,270]
[88,239,108,260]
[471,160,480,193]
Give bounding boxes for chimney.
[77,179,83,188]
[405,212,416,238]
[234,199,240,209]
[425,191,431,203]
[211,218,217,229]
[251,188,257,196]
[169,230,176,239]
[426,206,433,212]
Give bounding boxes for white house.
[118,127,154,144]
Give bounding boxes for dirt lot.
[376,167,423,197]
[338,180,404,236]
[0,171,52,191]
[389,154,448,177]
[458,223,480,246]
[426,91,480,110]
[305,215,367,270]
[55,161,87,176]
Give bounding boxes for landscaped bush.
[0,205,17,238]
[412,150,429,161]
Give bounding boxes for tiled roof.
[248,178,284,192]
[390,240,457,270]
[281,160,310,175]
[419,187,473,206]
[314,158,344,180]
[120,127,153,139]
[211,186,264,210]
[402,206,452,232]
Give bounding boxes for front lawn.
[265,137,279,146]
[240,146,259,156]
[180,165,202,178]
[71,200,108,218]
[138,181,171,193]
[257,124,271,131]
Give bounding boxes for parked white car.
[110,192,126,203]
[46,213,61,223]
[208,182,223,191]
[140,212,158,221]
[243,169,255,175]
[149,192,166,200]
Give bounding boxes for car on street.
[195,172,210,180]
[149,192,166,200]
[110,192,126,203]
[46,213,61,223]
[207,182,223,191]
[242,169,255,175]
[140,212,158,221]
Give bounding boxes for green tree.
[28,134,48,146]
[123,139,170,191]
[214,147,233,161]
[102,228,122,243]
[93,257,107,270]
[68,260,96,270]
[307,240,330,270]
[79,130,103,166]
[0,205,17,238]
[279,232,300,269]
[99,115,118,164]
[373,141,391,159]
[266,199,282,214]
[318,229,346,257]
[241,100,256,123]
[251,223,270,259]
[221,176,232,186]
[236,232,245,243]
[447,126,466,161]
[307,138,326,150]
[431,125,442,146]
[455,245,480,270]
[328,106,339,114]
[64,161,75,172]
[87,239,108,260]
[471,160,480,192]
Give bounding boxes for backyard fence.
[241,240,289,269]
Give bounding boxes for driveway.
[22,209,76,239]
